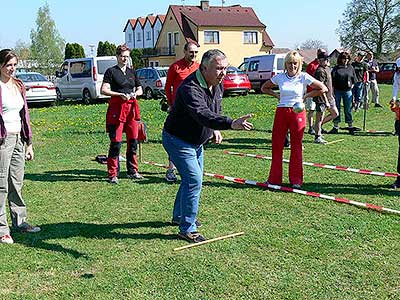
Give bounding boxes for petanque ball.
[293,102,305,113]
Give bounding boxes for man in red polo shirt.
[164,42,200,182]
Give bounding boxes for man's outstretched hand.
[231,114,253,130]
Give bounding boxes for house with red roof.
[123,14,165,50]
[149,0,274,67]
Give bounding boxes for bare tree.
[337,0,400,57]
[296,39,328,50]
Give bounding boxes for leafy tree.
[337,0,400,57]
[97,41,117,56]
[30,3,65,75]
[296,39,328,50]
[14,40,31,68]
[65,43,85,59]
[130,48,144,68]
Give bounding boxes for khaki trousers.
[0,134,27,235]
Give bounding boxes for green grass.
[0,84,399,299]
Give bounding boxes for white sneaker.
[314,137,328,144]
[0,234,14,244]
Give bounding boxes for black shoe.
[308,127,316,135]
[328,127,338,134]
[321,128,328,134]
[374,103,383,108]
[178,231,206,243]
[391,180,400,189]
[171,219,202,227]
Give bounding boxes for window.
[243,31,258,44]
[174,32,180,45]
[137,32,142,41]
[248,61,259,72]
[70,60,92,78]
[146,31,151,41]
[97,59,117,75]
[204,31,219,44]
[128,33,132,42]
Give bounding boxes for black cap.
[317,52,329,59]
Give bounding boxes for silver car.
[136,67,168,99]
[15,72,57,105]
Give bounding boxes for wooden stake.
[325,139,344,145]
[174,232,244,251]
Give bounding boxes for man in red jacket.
[164,42,200,182]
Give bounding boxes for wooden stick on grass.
[174,232,245,251]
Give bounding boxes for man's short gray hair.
[200,49,226,69]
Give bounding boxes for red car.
[376,62,397,84]
[223,66,251,96]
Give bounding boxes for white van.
[55,56,117,104]
[239,54,286,92]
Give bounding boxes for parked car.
[376,62,397,84]
[15,72,57,105]
[55,56,117,104]
[238,53,286,93]
[223,66,251,96]
[136,67,168,99]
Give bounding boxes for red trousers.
[268,107,306,186]
[107,116,139,178]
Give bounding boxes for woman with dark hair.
[329,51,357,134]
[0,49,41,244]
[101,44,143,184]
[262,50,327,189]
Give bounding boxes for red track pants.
[107,118,139,178]
[268,107,306,186]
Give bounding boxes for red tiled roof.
[271,48,291,54]
[136,17,146,28]
[170,5,265,27]
[262,30,274,47]
[147,16,156,26]
[158,15,166,23]
[123,18,136,32]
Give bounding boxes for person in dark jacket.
[162,49,253,243]
[329,51,357,134]
[0,49,41,244]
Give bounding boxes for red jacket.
[106,96,140,127]
[165,58,199,106]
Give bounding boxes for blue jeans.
[334,89,353,125]
[162,130,203,233]
[352,82,364,104]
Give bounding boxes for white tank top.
[0,82,24,133]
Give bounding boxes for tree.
[97,41,117,56]
[30,3,65,75]
[14,40,31,70]
[337,0,400,57]
[296,39,328,50]
[65,43,85,59]
[130,49,145,69]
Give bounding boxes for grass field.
[0,84,399,299]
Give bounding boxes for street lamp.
[88,44,95,57]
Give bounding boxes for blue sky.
[1,0,350,54]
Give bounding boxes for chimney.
[200,0,210,11]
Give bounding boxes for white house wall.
[143,21,153,49]
[125,24,135,49]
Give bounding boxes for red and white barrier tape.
[143,161,400,215]
[224,150,399,178]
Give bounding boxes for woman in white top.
[0,49,40,244]
[262,50,327,188]
[391,58,400,189]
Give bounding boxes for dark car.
[223,66,251,96]
[376,62,397,84]
[136,67,168,99]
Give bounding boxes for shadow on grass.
[25,169,106,182]
[15,221,175,259]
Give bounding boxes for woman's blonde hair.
[284,50,303,75]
